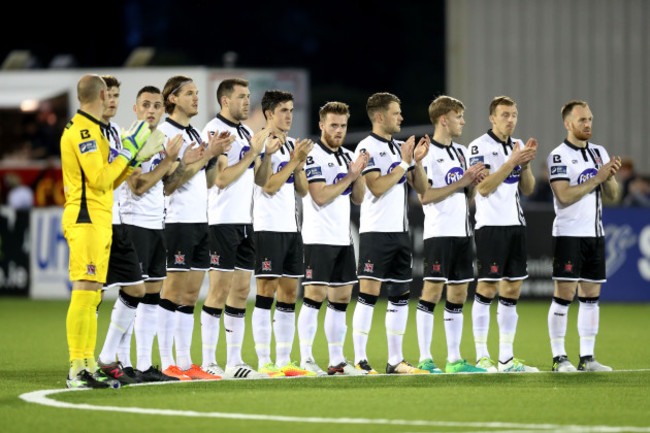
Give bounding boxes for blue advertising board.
[602,208,650,301]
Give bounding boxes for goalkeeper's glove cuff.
[129,158,142,168]
[118,148,133,163]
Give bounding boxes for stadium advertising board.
[0,207,30,296]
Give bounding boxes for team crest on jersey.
[79,140,98,154]
[595,157,602,165]
[564,263,573,272]
[490,264,499,274]
[388,161,407,184]
[364,262,374,273]
[86,264,96,276]
[305,268,313,279]
[262,260,272,271]
[211,254,220,266]
[174,253,185,265]
[432,263,441,272]
[551,166,567,175]
[445,167,464,185]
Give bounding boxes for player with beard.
[546,100,620,372]
[351,92,430,375]
[468,96,539,373]
[297,101,368,375]
[199,78,280,379]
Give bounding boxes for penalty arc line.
[19,388,650,433]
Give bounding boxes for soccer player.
[119,86,184,381]
[416,96,488,374]
[62,74,147,388]
[156,75,234,380]
[297,101,368,376]
[96,76,150,385]
[251,90,314,377]
[468,96,539,373]
[199,78,279,379]
[351,92,430,375]
[547,100,620,372]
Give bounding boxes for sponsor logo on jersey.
[277,161,294,183]
[445,167,464,185]
[388,161,407,184]
[367,157,375,167]
[469,156,484,166]
[86,264,96,276]
[305,166,323,179]
[334,172,352,195]
[578,168,598,184]
[79,140,98,154]
[551,165,567,175]
[239,145,255,168]
[504,165,521,184]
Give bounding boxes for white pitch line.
[19,388,650,433]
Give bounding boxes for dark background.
[1,1,446,135]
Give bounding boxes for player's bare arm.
[476,140,536,197]
[254,133,282,187]
[517,138,538,195]
[213,130,267,189]
[309,151,368,207]
[128,134,182,196]
[262,138,314,195]
[419,162,485,205]
[408,135,430,195]
[365,138,415,198]
[552,156,622,206]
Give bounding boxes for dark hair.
[136,86,161,100]
[489,95,515,116]
[217,78,249,107]
[101,75,121,89]
[162,75,193,114]
[561,100,588,120]
[261,90,293,119]
[428,95,465,125]
[366,92,400,122]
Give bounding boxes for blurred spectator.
[527,163,554,203]
[5,173,34,210]
[616,157,635,202]
[622,175,650,208]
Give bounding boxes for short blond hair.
[428,95,465,125]
[319,101,350,122]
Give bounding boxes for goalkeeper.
[61,74,152,389]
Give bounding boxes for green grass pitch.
[1,298,649,432]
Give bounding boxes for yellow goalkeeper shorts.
[63,223,112,283]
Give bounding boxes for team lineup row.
[60,74,622,389]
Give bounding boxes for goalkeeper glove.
[129,129,166,168]
[118,120,151,163]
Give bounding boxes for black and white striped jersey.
[103,121,124,225]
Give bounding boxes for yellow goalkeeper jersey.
[60,110,131,228]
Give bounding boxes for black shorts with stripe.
[254,231,303,278]
[303,244,357,286]
[357,232,412,282]
[423,236,474,283]
[475,225,528,281]
[124,224,166,281]
[165,222,210,271]
[552,236,606,282]
[209,224,255,272]
[105,224,144,288]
